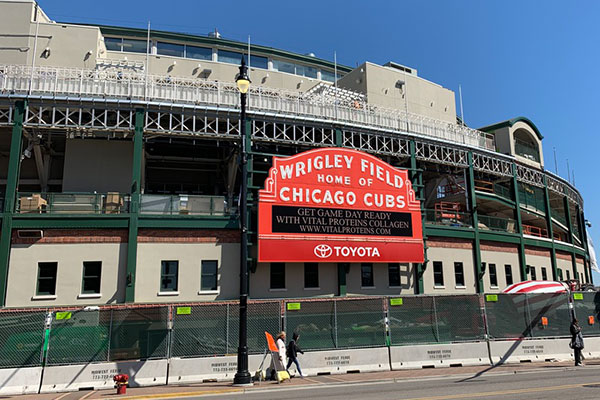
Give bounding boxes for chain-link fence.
[284,298,386,350]
[0,309,47,368]
[573,292,600,336]
[171,301,281,358]
[485,293,570,339]
[388,295,485,346]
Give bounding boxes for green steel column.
[542,175,558,280]
[467,152,483,293]
[0,100,26,306]
[512,164,527,281]
[410,140,425,294]
[563,196,579,282]
[125,108,144,303]
[337,263,348,296]
[335,128,342,147]
[577,207,590,283]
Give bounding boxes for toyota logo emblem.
[314,244,333,259]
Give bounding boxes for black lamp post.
[233,56,252,387]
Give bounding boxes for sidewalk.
[9,359,599,400]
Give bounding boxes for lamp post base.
[232,371,253,387]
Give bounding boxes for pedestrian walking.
[286,332,305,377]
[275,331,287,367]
[570,318,584,366]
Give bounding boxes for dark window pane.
[105,37,122,51]
[273,60,295,74]
[388,263,400,287]
[433,261,444,287]
[160,260,178,291]
[270,263,285,289]
[505,265,513,285]
[304,263,319,288]
[201,260,218,291]
[249,55,268,69]
[321,70,338,82]
[361,263,374,287]
[541,267,548,281]
[566,270,570,280]
[37,262,57,296]
[122,39,147,54]
[529,265,537,280]
[82,261,102,294]
[489,263,497,287]
[303,66,318,78]
[157,42,184,57]
[218,50,242,64]
[454,262,464,287]
[186,45,212,60]
[558,269,564,280]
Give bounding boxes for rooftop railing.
[477,215,517,233]
[140,194,232,216]
[0,64,495,151]
[16,192,130,214]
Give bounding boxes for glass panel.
[433,261,444,286]
[82,261,102,294]
[104,37,122,51]
[321,70,337,82]
[272,59,295,74]
[186,45,212,60]
[160,260,178,291]
[505,265,513,285]
[454,262,464,286]
[121,39,147,54]
[37,262,57,295]
[201,260,218,291]
[388,263,400,287]
[218,50,242,64]
[303,66,318,78]
[489,264,497,287]
[304,263,319,288]
[157,42,184,57]
[249,55,268,69]
[361,263,373,287]
[270,263,285,289]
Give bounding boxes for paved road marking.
[99,388,242,400]
[79,391,96,400]
[53,392,70,400]
[301,377,325,384]
[399,381,600,400]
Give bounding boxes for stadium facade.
[0,0,591,308]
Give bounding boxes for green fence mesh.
[171,302,280,358]
[285,298,386,350]
[573,292,600,336]
[0,310,46,368]
[434,295,485,342]
[109,307,169,361]
[388,296,437,345]
[527,293,570,338]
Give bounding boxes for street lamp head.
[236,56,251,94]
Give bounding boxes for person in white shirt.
[276,331,287,367]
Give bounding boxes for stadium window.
[200,260,218,292]
[272,59,295,74]
[321,69,338,82]
[361,263,374,287]
[270,263,285,289]
[249,55,268,69]
[37,262,57,296]
[433,261,444,287]
[388,263,401,287]
[218,50,243,65]
[505,265,513,285]
[304,263,319,288]
[489,263,498,287]
[121,38,147,53]
[186,45,212,60]
[566,270,570,280]
[157,41,184,57]
[160,260,179,292]
[529,265,537,280]
[541,266,548,281]
[558,269,564,280]
[81,261,102,294]
[454,262,465,287]
[104,37,122,51]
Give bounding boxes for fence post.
[525,294,533,338]
[106,309,113,362]
[333,300,338,349]
[432,296,440,342]
[226,303,230,355]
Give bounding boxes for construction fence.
[0,292,599,369]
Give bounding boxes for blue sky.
[37,0,600,281]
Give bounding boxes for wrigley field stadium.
[0,0,593,310]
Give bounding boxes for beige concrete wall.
[510,121,544,168]
[135,242,239,302]
[0,0,34,66]
[423,247,476,294]
[62,139,133,193]
[524,253,552,280]
[481,250,520,292]
[556,256,573,281]
[6,243,126,307]
[489,126,511,155]
[346,263,413,295]
[339,62,457,123]
[250,263,337,299]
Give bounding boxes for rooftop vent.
[305,52,316,57]
[383,61,417,76]
[208,29,221,39]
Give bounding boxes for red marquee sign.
[258,148,424,263]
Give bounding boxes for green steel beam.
[475,192,516,209]
[467,152,483,293]
[12,217,129,229]
[125,108,144,303]
[0,100,25,307]
[511,163,527,281]
[563,195,580,282]
[479,231,521,244]
[542,175,559,280]
[337,263,348,296]
[335,128,343,147]
[424,226,475,240]
[410,140,425,294]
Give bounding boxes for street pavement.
[9,360,600,400]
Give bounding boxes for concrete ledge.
[582,336,600,359]
[298,347,390,376]
[0,366,42,395]
[168,354,266,384]
[40,359,168,393]
[490,338,572,364]
[390,342,490,370]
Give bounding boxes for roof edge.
[478,116,543,140]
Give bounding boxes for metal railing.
[514,139,540,162]
[139,194,232,216]
[15,192,130,214]
[424,208,473,228]
[0,64,495,151]
[477,214,517,233]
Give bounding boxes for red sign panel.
[258,148,424,263]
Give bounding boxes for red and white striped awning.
[502,280,568,294]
